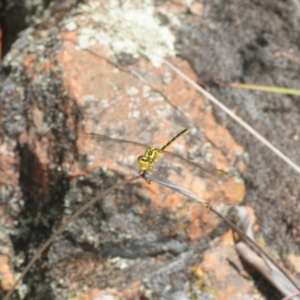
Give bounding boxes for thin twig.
[162,59,300,175]
[274,51,300,66]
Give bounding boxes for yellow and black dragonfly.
[78,128,228,184]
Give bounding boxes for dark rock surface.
[1,1,299,299]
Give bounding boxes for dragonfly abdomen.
[160,128,189,151]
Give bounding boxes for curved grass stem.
[4,175,142,300]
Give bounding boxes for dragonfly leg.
[139,170,151,184]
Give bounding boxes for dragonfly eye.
[138,155,149,162]
[137,155,154,172]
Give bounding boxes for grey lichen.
[66,0,177,67]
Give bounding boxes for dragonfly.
[78,128,228,183]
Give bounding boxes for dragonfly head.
[137,155,152,171]
[137,147,161,172]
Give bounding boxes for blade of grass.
[4,175,142,300]
[146,174,300,294]
[229,83,300,96]
[211,206,300,296]
[162,58,300,175]
[282,290,300,300]
[233,206,300,300]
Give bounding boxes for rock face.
[1,0,299,300]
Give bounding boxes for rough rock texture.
[0,0,299,300]
[0,0,53,56]
[178,0,300,253]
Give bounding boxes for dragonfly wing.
[160,150,229,180]
[77,131,149,175]
[78,131,149,149]
[77,131,229,182]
